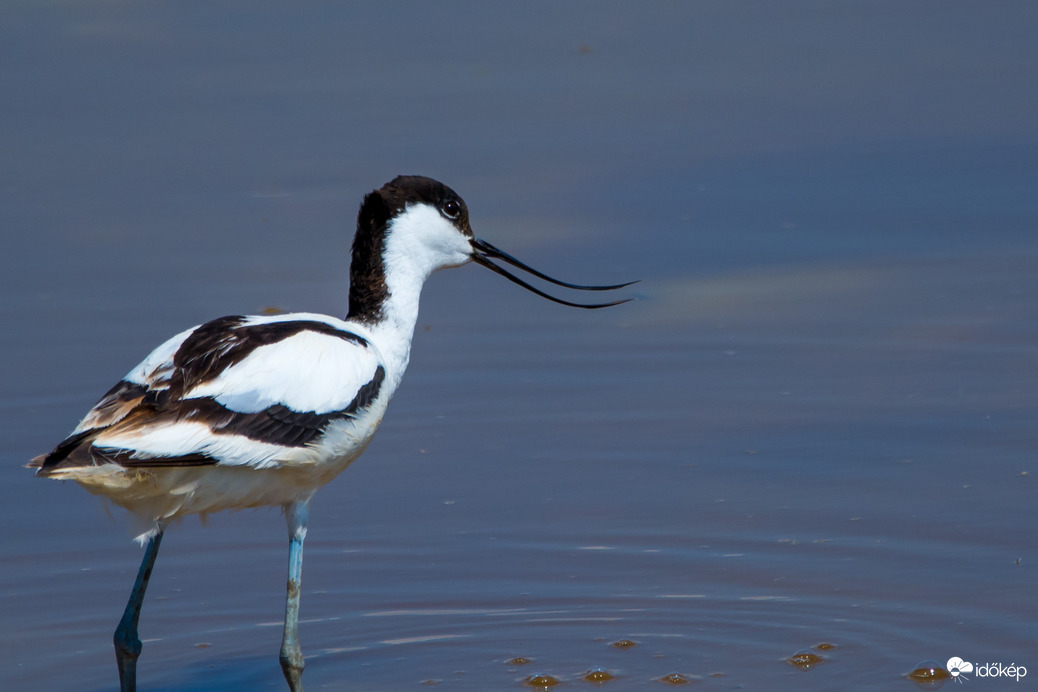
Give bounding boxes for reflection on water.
[2,2,1037,692]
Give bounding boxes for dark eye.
[442,199,461,219]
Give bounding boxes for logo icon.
[948,657,974,680]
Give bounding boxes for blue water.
[2,2,1036,690]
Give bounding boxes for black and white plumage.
[31,175,633,692]
[37,314,389,523]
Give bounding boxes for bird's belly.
[68,411,386,524]
[72,458,353,522]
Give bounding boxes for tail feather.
[30,429,100,476]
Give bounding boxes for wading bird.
[31,175,633,692]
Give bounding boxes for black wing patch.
[168,317,371,398]
[34,318,385,474]
[212,365,386,446]
[92,448,217,467]
[35,365,385,473]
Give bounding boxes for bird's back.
[32,312,394,529]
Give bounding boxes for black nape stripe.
[170,318,370,397]
[349,191,391,324]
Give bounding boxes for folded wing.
[33,315,385,474]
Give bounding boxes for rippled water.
[2,2,1036,691]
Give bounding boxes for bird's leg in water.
[114,527,165,692]
[280,501,309,691]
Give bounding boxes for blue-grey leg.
[280,501,309,691]
[114,528,165,692]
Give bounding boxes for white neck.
[353,205,472,394]
[361,261,424,394]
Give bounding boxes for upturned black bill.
[470,237,636,309]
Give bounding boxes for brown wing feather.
[75,380,150,431]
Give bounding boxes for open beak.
[470,237,637,309]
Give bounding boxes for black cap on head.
[350,175,637,318]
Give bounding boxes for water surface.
[2,2,1036,690]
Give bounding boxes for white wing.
[37,315,386,473]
